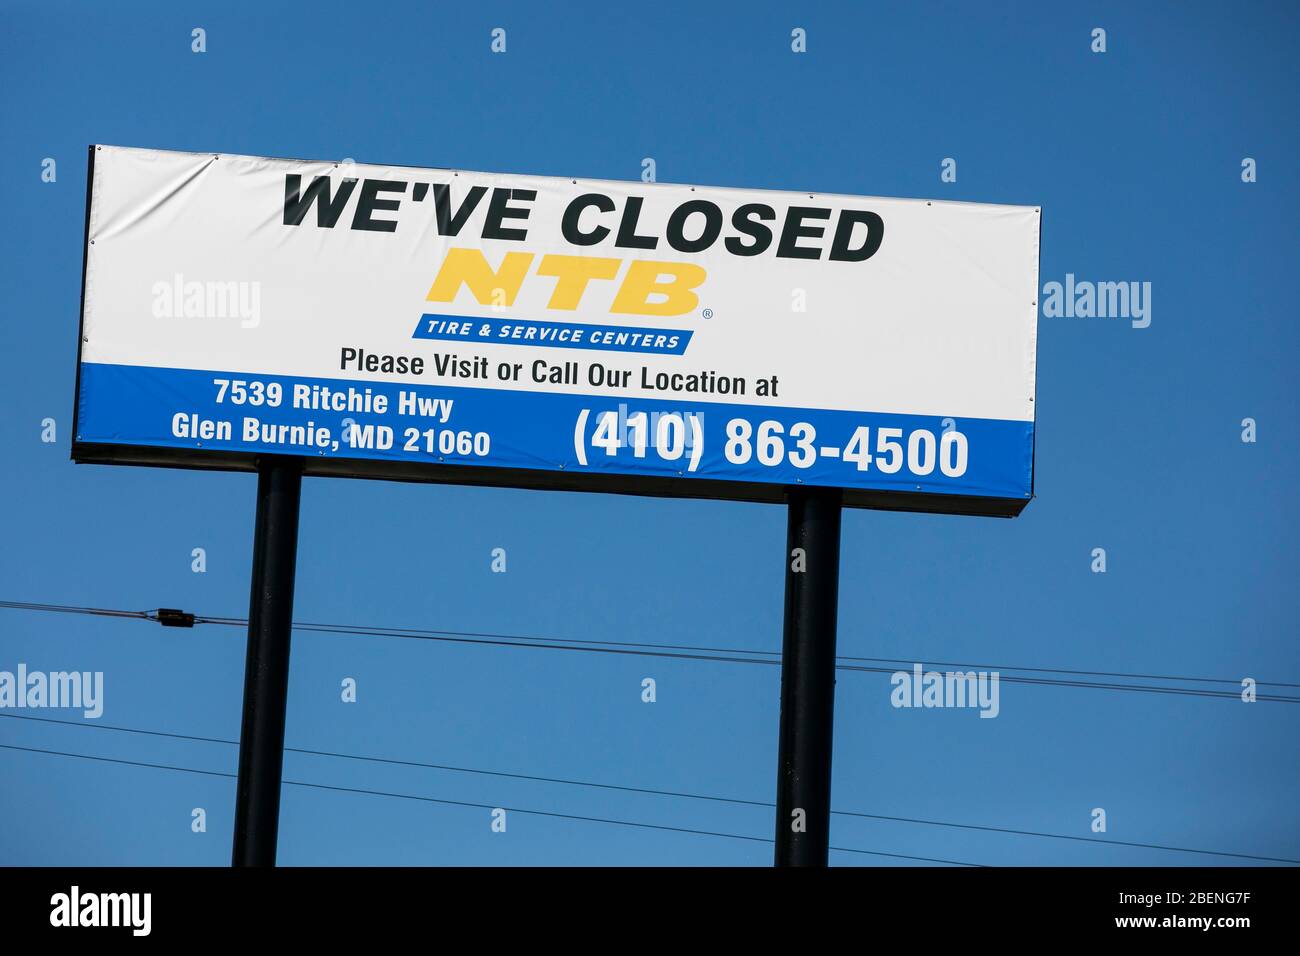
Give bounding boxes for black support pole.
[774,486,843,867]
[232,456,303,867]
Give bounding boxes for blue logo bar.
[413,314,693,356]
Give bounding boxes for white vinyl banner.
[75,145,1040,512]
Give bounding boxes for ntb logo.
[424,249,706,317]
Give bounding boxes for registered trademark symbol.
[702,308,713,319]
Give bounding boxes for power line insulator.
[155,608,195,628]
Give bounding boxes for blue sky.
[1,0,1297,866]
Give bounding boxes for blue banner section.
[412,314,693,355]
[76,363,1034,499]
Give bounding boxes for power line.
[277,777,980,866]
[5,711,1296,865]
[833,663,1294,701]
[290,621,1285,699]
[836,654,1300,689]
[0,600,149,622]
[216,616,1300,690]
[3,599,1297,701]
[0,740,978,866]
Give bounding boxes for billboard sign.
[74,146,1040,515]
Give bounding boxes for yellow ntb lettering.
[610,261,707,317]
[426,248,534,306]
